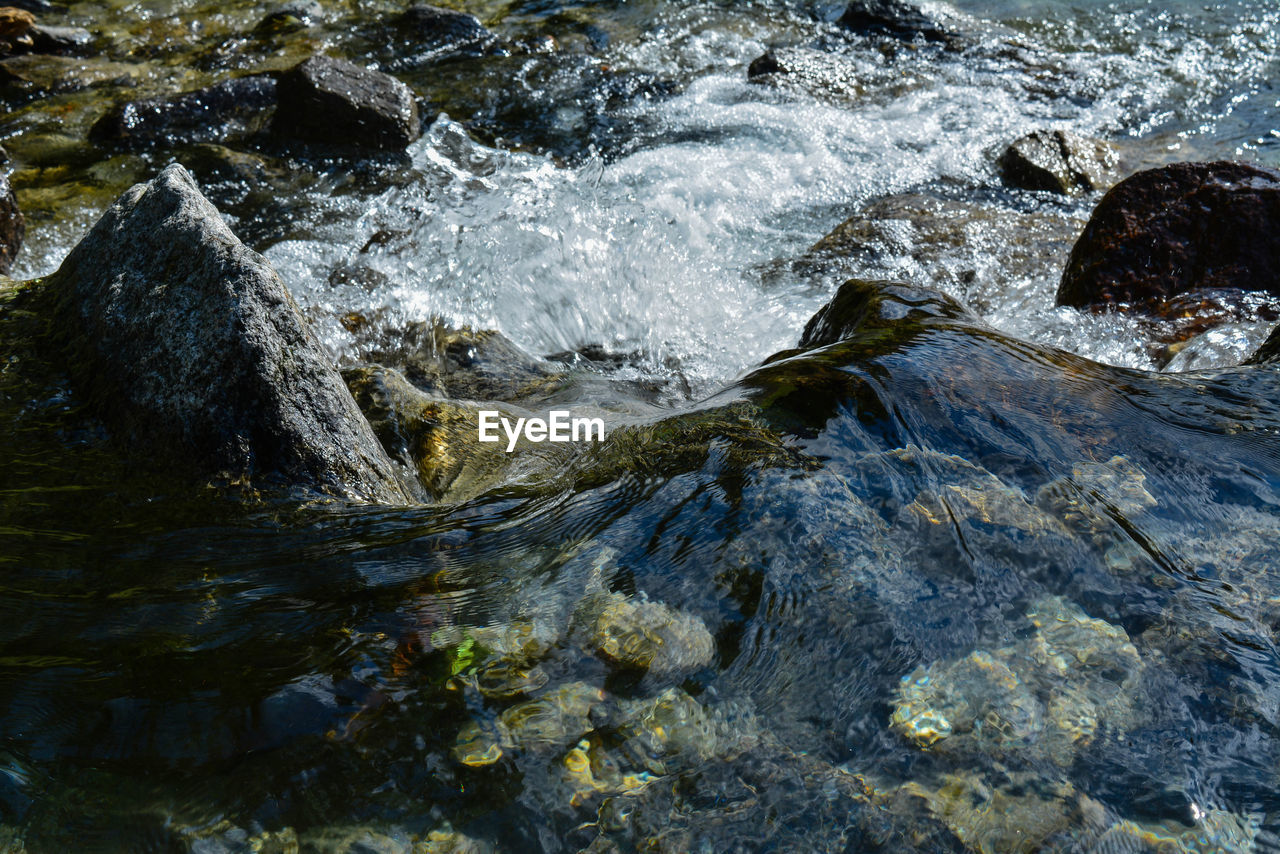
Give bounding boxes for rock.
[0,170,22,274]
[397,3,492,52]
[272,55,420,151]
[0,6,33,48]
[1057,161,1280,308]
[576,591,716,677]
[891,596,1145,768]
[838,0,955,43]
[798,278,972,350]
[37,164,409,502]
[341,364,517,502]
[802,192,1084,301]
[90,75,278,149]
[0,54,137,97]
[746,51,784,79]
[999,129,1117,195]
[25,23,92,54]
[351,318,562,402]
[255,0,322,35]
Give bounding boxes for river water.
[5,0,1280,851]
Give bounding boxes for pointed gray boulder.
[41,164,409,502]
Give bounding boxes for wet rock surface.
[273,55,420,151]
[35,164,408,502]
[90,74,278,148]
[0,53,137,98]
[395,4,493,56]
[0,169,22,274]
[838,0,956,43]
[1058,161,1280,308]
[1000,129,1117,195]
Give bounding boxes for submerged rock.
[351,318,563,403]
[798,278,974,350]
[895,771,1078,854]
[999,129,1117,195]
[891,596,1144,767]
[1057,161,1280,308]
[838,0,956,43]
[36,164,409,502]
[90,75,278,149]
[273,55,420,151]
[576,591,715,677]
[0,54,137,97]
[342,363,546,502]
[0,169,21,274]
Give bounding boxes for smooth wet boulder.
[38,164,409,502]
[90,75,278,148]
[798,278,974,349]
[838,0,955,43]
[273,55,420,151]
[1057,161,1280,308]
[1000,129,1117,196]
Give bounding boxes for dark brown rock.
[0,170,22,274]
[838,0,954,43]
[1057,161,1280,308]
[999,129,1116,196]
[40,164,409,502]
[397,3,491,50]
[747,52,784,79]
[272,55,420,151]
[90,75,277,148]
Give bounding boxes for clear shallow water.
[6,0,1280,852]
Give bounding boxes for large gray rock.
[41,164,409,502]
[273,55,420,151]
[0,170,22,274]
[1000,129,1117,195]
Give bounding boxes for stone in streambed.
[1057,161,1280,309]
[37,164,409,502]
[0,54,137,96]
[396,3,493,52]
[255,0,323,35]
[0,169,22,274]
[1000,129,1117,196]
[0,6,33,51]
[24,23,93,55]
[273,55,420,151]
[838,0,956,43]
[90,75,278,148]
[575,590,715,677]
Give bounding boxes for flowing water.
[5,0,1280,851]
